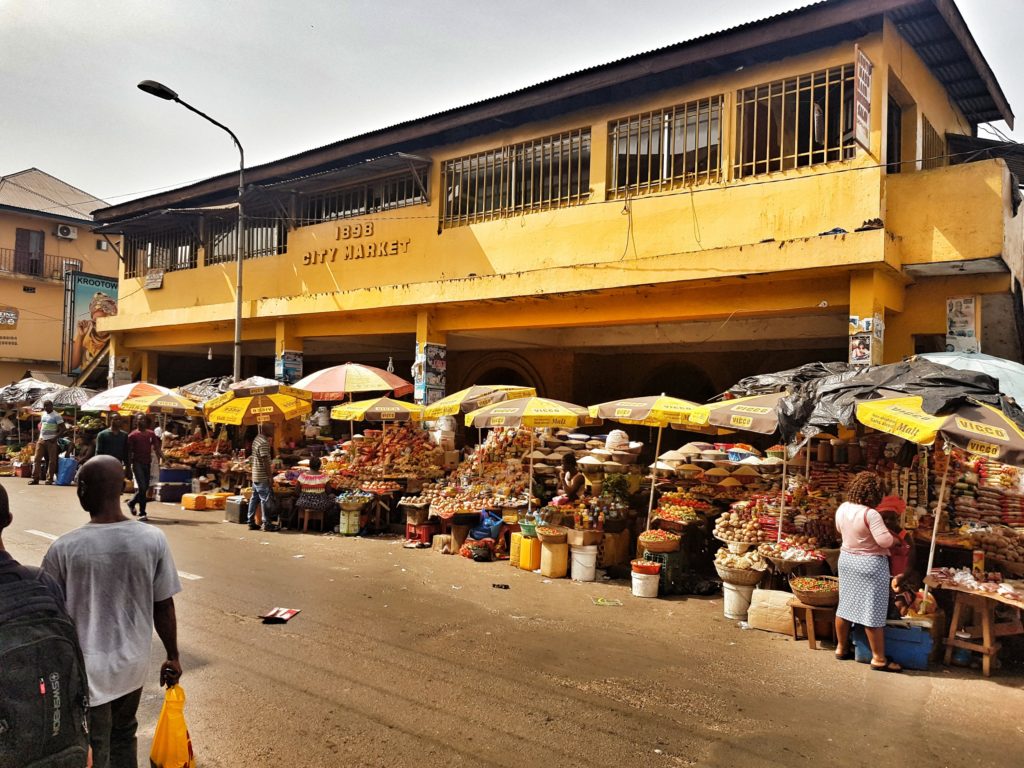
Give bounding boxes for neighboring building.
[94,0,1023,404]
[0,169,119,385]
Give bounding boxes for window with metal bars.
[609,96,723,196]
[299,172,427,225]
[921,117,946,170]
[123,229,198,278]
[734,63,857,178]
[441,128,590,228]
[204,217,288,264]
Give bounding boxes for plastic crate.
[643,550,687,595]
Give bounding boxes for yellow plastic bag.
[149,685,195,768]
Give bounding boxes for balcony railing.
[0,249,83,281]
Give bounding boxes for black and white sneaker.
[137,513,149,522]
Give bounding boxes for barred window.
[735,64,856,178]
[205,217,288,264]
[441,128,590,228]
[609,96,723,196]
[123,229,198,278]
[299,172,426,225]
[921,117,945,170]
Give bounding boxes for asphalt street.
[4,480,1022,767]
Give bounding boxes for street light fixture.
[137,80,246,382]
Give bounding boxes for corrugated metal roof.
[0,168,103,221]
[96,0,1012,221]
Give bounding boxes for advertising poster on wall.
[946,295,980,353]
[63,272,119,376]
[275,350,304,384]
[849,333,872,365]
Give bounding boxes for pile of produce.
[968,526,1024,571]
[360,480,402,494]
[163,438,232,466]
[639,529,680,545]
[713,507,768,544]
[75,414,105,432]
[334,424,444,478]
[758,535,825,561]
[714,547,766,571]
[790,576,838,594]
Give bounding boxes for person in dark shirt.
[126,416,162,522]
[96,415,129,469]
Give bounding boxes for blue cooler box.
[159,468,193,484]
[852,622,933,670]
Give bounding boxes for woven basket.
[789,575,839,606]
[715,564,765,586]
[536,526,568,544]
[638,536,681,553]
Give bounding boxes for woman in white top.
[833,471,900,672]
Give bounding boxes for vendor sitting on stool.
[556,453,585,502]
[295,456,337,523]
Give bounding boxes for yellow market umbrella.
[685,392,786,434]
[589,394,701,521]
[423,384,536,420]
[120,391,200,417]
[204,383,312,426]
[466,396,598,512]
[330,396,424,423]
[856,393,1024,591]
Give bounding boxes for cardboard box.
[746,589,794,635]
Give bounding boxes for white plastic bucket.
[570,544,599,582]
[723,581,755,619]
[631,571,659,598]
[338,508,360,536]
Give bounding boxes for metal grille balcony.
[0,248,83,280]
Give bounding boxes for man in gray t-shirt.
[43,456,183,768]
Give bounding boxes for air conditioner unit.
[56,224,78,240]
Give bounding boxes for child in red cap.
[877,496,919,616]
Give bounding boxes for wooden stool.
[298,507,326,533]
[789,599,837,650]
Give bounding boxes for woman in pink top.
[833,472,901,672]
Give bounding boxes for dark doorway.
[474,366,533,388]
[887,97,903,174]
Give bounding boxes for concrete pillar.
[140,351,159,384]
[849,269,905,365]
[415,311,447,405]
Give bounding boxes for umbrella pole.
[778,454,788,544]
[647,425,663,524]
[528,431,535,515]
[805,442,811,479]
[923,444,952,604]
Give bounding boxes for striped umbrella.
[120,391,201,417]
[81,382,172,412]
[424,384,536,420]
[204,383,312,426]
[293,363,413,400]
[589,394,702,520]
[466,397,598,513]
[330,396,424,423]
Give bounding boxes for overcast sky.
[1,0,1020,208]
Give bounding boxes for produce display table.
[789,599,837,650]
[925,576,1024,677]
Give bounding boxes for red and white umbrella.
[293,363,413,400]
[81,382,172,412]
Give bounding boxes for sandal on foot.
[835,649,854,661]
[870,659,903,673]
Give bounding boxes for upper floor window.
[734,63,856,178]
[609,95,723,196]
[124,229,198,278]
[299,172,427,225]
[441,128,590,229]
[205,217,288,264]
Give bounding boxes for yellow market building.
[94,0,1023,405]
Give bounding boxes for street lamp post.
[138,80,246,382]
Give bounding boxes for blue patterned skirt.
[836,551,890,628]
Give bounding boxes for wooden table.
[789,598,837,650]
[925,576,1024,677]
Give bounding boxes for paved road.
[5,480,1022,767]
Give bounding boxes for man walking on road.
[96,414,129,475]
[29,399,66,485]
[126,415,161,521]
[248,423,275,531]
[43,455,182,768]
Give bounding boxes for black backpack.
[0,573,90,768]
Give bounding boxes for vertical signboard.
[414,342,447,404]
[62,271,119,376]
[946,295,980,353]
[854,45,873,152]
